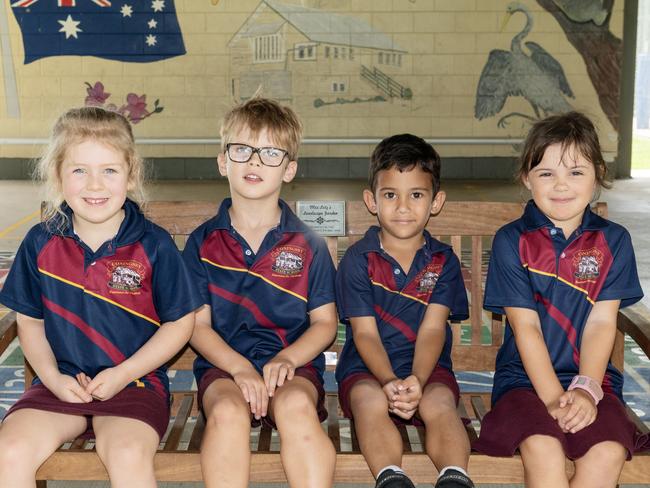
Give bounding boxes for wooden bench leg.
[36,480,47,488]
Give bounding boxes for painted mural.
[0,0,626,159]
[475,2,574,128]
[227,1,411,108]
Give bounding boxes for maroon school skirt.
[472,388,650,460]
[4,383,170,440]
[197,365,328,429]
[338,366,461,426]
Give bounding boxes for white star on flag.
[148,19,157,29]
[120,4,133,17]
[151,0,164,12]
[145,34,157,46]
[58,14,82,39]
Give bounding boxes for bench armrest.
[617,302,650,360]
[0,311,18,356]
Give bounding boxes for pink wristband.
[568,375,604,405]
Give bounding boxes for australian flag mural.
[11,0,186,64]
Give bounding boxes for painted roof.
[232,0,404,52]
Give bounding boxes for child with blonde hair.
[0,106,200,488]
[183,97,338,488]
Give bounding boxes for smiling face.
[363,165,445,247]
[60,139,130,237]
[523,142,597,237]
[217,126,297,203]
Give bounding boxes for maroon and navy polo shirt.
[484,200,644,405]
[182,198,336,385]
[0,199,202,402]
[335,226,469,383]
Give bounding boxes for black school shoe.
[434,468,475,488]
[375,469,417,488]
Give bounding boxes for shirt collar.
[522,199,608,232]
[212,198,306,233]
[57,198,145,247]
[356,225,450,257]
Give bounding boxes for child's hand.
[390,375,422,419]
[546,398,570,427]
[49,373,93,403]
[263,355,296,397]
[84,367,130,401]
[76,372,91,390]
[382,378,411,417]
[557,389,598,434]
[232,367,268,420]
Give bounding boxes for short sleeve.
[0,226,46,319]
[152,232,203,323]
[428,251,469,321]
[307,236,336,311]
[181,230,210,305]
[335,249,375,320]
[597,229,643,308]
[483,228,537,314]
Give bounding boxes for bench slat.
[327,393,341,451]
[188,414,205,452]
[470,395,488,423]
[471,236,483,345]
[258,425,273,451]
[164,394,193,451]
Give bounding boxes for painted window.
[253,34,282,63]
[332,82,346,92]
[294,43,317,61]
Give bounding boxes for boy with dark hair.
[335,134,474,488]
[183,97,337,488]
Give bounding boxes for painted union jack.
[11,0,185,64]
[12,0,111,7]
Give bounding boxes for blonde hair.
[220,97,303,160]
[35,107,146,231]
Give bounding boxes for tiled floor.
[0,177,648,487]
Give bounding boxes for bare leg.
[419,383,470,471]
[519,434,569,488]
[0,409,86,488]
[271,376,335,488]
[92,415,159,488]
[348,378,402,477]
[200,378,251,488]
[570,441,626,488]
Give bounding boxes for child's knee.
[205,394,250,428]
[519,434,564,461]
[95,435,155,471]
[418,385,456,421]
[272,385,315,419]
[349,381,388,416]
[581,441,627,469]
[0,432,38,471]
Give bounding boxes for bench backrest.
[144,200,621,375]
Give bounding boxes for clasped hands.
[382,375,423,420]
[548,388,598,434]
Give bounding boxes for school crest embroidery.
[572,248,603,283]
[415,264,442,293]
[271,246,305,277]
[107,260,146,293]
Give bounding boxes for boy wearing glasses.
[183,98,337,488]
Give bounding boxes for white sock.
[437,466,468,479]
[377,465,405,478]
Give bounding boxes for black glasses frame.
[225,143,289,167]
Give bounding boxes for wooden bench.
[0,200,649,486]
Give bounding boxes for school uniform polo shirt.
[484,200,644,405]
[182,198,336,384]
[335,226,469,383]
[0,199,201,401]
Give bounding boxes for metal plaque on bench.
[296,201,346,237]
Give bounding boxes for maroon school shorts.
[472,388,650,460]
[338,366,461,426]
[197,365,328,429]
[4,383,170,440]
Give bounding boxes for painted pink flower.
[124,93,149,123]
[85,82,110,107]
